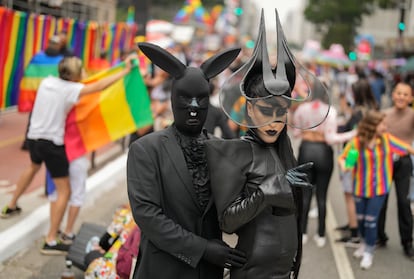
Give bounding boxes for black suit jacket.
[127,126,223,279]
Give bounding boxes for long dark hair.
[276,126,303,279]
[352,79,378,110]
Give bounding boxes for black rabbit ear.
[138,42,186,78]
[200,47,241,79]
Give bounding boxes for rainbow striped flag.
[64,61,153,161]
[18,51,63,112]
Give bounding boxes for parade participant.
[335,79,378,246]
[205,10,326,279]
[19,35,64,150]
[204,81,235,139]
[1,54,136,255]
[58,30,75,57]
[127,43,245,279]
[339,110,414,269]
[377,82,414,260]
[293,76,356,248]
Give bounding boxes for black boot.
[403,243,414,261]
[376,235,389,248]
[335,224,349,231]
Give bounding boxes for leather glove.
[259,173,294,209]
[286,162,314,188]
[203,239,247,269]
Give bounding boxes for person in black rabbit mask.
[205,9,330,279]
[127,43,246,279]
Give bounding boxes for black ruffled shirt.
[173,126,210,210]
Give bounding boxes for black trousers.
[298,141,334,237]
[378,155,413,246]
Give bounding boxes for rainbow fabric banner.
[0,9,28,109]
[0,6,137,110]
[18,52,63,112]
[64,62,153,161]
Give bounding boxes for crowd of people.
[1,6,414,279]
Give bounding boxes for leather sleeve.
[220,187,266,233]
[220,173,295,233]
[206,139,295,234]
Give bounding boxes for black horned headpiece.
[220,9,330,129]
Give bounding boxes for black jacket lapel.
[162,127,202,212]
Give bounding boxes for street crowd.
[1,10,414,279]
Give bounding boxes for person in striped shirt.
[338,110,414,270]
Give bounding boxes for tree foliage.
[304,0,395,51]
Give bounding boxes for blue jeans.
[355,195,386,253]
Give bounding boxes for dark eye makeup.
[255,104,287,117]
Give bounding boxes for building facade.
[2,0,117,23]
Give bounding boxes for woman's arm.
[220,187,266,233]
[79,54,136,96]
[220,173,295,233]
[324,109,357,145]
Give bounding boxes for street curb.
[0,153,127,264]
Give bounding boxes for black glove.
[259,173,295,209]
[203,239,247,269]
[286,162,313,188]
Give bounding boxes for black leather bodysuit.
[205,136,298,279]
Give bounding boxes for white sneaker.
[313,235,326,248]
[360,252,373,269]
[308,207,318,219]
[353,244,365,259]
[302,234,308,245]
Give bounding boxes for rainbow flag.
[126,6,135,24]
[64,61,153,161]
[18,51,63,112]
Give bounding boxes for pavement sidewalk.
[0,109,129,264]
[0,150,127,263]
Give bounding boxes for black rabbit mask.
[138,42,241,136]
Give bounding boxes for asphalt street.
[0,110,413,278]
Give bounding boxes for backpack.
[116,226,141,279]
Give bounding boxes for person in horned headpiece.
[205,9,330,279]
[127,43,246,279]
